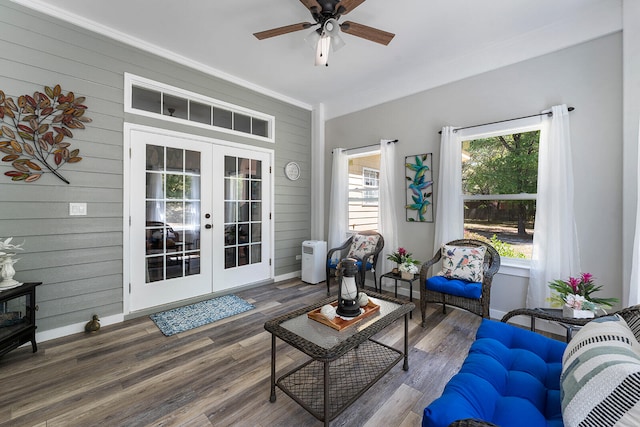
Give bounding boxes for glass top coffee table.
[264,292,414,426]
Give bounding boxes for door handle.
[205,224,212,229]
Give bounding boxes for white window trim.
[124,73,275,143]
[460,115,543,269]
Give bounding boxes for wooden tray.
[308,300,380,331]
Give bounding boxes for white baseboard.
[275,270,301,282]
[36,313,125,343]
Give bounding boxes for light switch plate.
[69,202,87,216]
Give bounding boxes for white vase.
[563,305,595,319]
[0,256,21,290]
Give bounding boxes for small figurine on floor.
[85,314,100,333]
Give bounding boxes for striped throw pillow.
[561,315,640,427]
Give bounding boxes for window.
[125,73,274,142]
[348,152,380,231]
[362,167,380,206]
[461,129,540,259]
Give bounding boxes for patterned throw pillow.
[347,234,379,260]
[561,315,640,427]
[437,244,486,283]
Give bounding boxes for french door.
[127,126,272,312]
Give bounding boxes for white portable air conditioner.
[301,240,327,284]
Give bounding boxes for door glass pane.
[251,244,262,263]
[166,148,183,172]
[146,145,164,170]
[145,144,201,282]
[185,151,201,173]
[224,155,263,269]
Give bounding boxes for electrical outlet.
[295,254,302,260]
[69,202,87,216]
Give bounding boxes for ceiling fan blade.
[335,0,366,15]
[253,22,314,40]
[340,21,395,45]
[299,0,322,12]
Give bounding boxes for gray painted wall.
[326,33,623,316]
[0,0,311,333]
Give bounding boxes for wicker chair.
[325,230,384,296]
[420,239,500,327]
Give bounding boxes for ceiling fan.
[253,0,395,65]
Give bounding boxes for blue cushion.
[422,319,566,427]
[327,258,373,270]
[426,275,482,299]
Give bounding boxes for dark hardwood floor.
[0,279,484,427]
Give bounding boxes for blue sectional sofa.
[423,306,640,427]
[422,318,566,427]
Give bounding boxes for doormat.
[150,294,255,336]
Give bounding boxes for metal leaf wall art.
[0,84,91,184]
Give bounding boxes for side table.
[501,307,595,342]
[378,271,419,319]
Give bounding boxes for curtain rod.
[332,139,398,154]
[437,107,575,134]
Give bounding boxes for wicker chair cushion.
[437,245,486,283]
[347,234,380,260]
[561,315,640,427]
[423,319,565,427]
[327,258,373,270]
[426,275,482,299]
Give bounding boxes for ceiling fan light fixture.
[304,28,321,50]
[324,18,345,52]
[314,32,331,66]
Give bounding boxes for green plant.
[488,235,527,259]
[0,84,91,184]
[463,231,528,259]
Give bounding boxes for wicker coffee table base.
[275,339,403,422]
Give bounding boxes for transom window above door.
[125,73,274,142]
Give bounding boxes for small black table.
[0,282,41,357]
[378,271,419,319]
[501,307,596,342]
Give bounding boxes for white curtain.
[433,126,463,254]
[378,139,398,274]
[328,148,349,260]
[527,104,581,308]
[629,119,640,306]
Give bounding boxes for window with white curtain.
[460,126,541,260]
[348,152,380,231]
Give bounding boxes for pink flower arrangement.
[387,247,419,265]
[548,272,617,310]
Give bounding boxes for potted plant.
[387,247,421,279]
[547,272,617,318]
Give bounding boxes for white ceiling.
[14,0,621,119]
